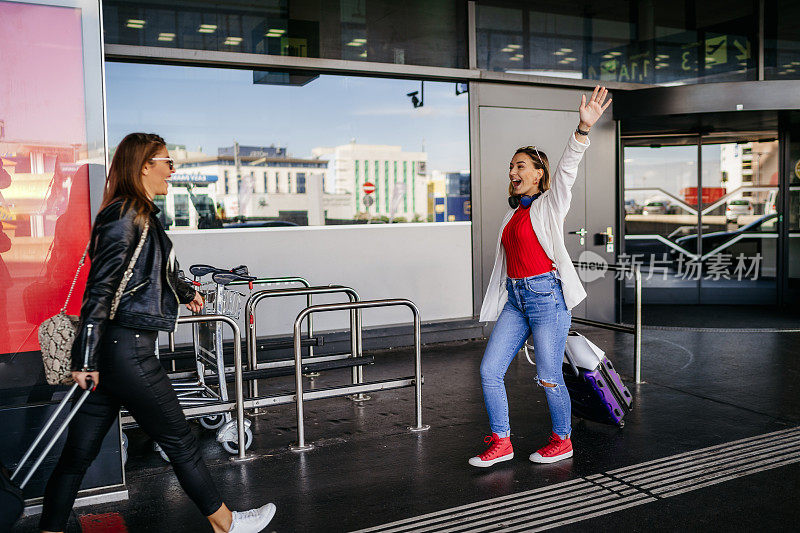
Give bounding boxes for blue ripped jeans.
[479,271,573,438]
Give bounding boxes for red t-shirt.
[502,207,556,278]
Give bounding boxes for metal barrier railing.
[290,298,429,451]
[244,285,366,400]
[571,261,643,383]
[230,276,315,362]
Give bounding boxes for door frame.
[620,131,782,306]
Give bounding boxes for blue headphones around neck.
[508,192,540,209]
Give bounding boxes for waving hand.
[577,86,611,136]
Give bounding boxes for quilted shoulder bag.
[38,220,150,385]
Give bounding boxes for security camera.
[406,90,422,108]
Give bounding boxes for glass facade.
[765,0,800,80]
[1,0,106,359]
[105,63,470,228]
[103,0,467,69]
[477,0,759,85]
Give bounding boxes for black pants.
[39,325,223,531]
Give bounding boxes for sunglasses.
[520,146,545,163]
[150,157,175,170]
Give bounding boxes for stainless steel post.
[230,318,246,460]
[408,301,429,432]
[290,318,313,451]
[307,293,314,360]
[350,307,358,385]
[634,266,643,384]
[246,298,258,399]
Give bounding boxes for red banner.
[0,3,91,356]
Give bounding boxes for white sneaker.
[229,503,276,533]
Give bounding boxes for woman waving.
[470,87,611,468]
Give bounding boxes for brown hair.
[508,146,550,196]
[100,132,166,226]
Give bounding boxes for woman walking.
[470,87,611,467]
[40,133,275,532]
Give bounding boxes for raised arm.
[548,86,612,219]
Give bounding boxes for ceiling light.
[224,37,242,45]
[787,69,797,73]
[602,54,613,59]
[554,51,565,56]
[266,32,282,38]
[563,57,577,62]
[507,44,521,49]
[359,50,367,58]
[560,48,573,53]
[501,47,514,52]
[513,53,523,58]
[268,29,286,34]
[198,24,217,33]
[353,38,367,43]
[346,41,362,46]
[126,19,145,28]
[509,56,521,61]
[158,32,175,41]
[610,51,622,56]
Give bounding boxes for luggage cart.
[186,265,255,453]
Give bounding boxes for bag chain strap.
[59,246,89,315]
[110,219,150,320]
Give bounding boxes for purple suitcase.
[562,336,632,427]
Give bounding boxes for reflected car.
[725,199,753,221]
[222,220,299,228]
[641,201,668,215]
[672,213,778,256]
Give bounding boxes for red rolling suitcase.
[0,382,93,529]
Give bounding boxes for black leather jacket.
[71,199,196,372]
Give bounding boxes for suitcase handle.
[12,382,93,490]
[563,337,581,378]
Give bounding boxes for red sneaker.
[529,432,573,463]
[468,433,514,467]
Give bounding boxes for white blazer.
[479,133,590,322]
